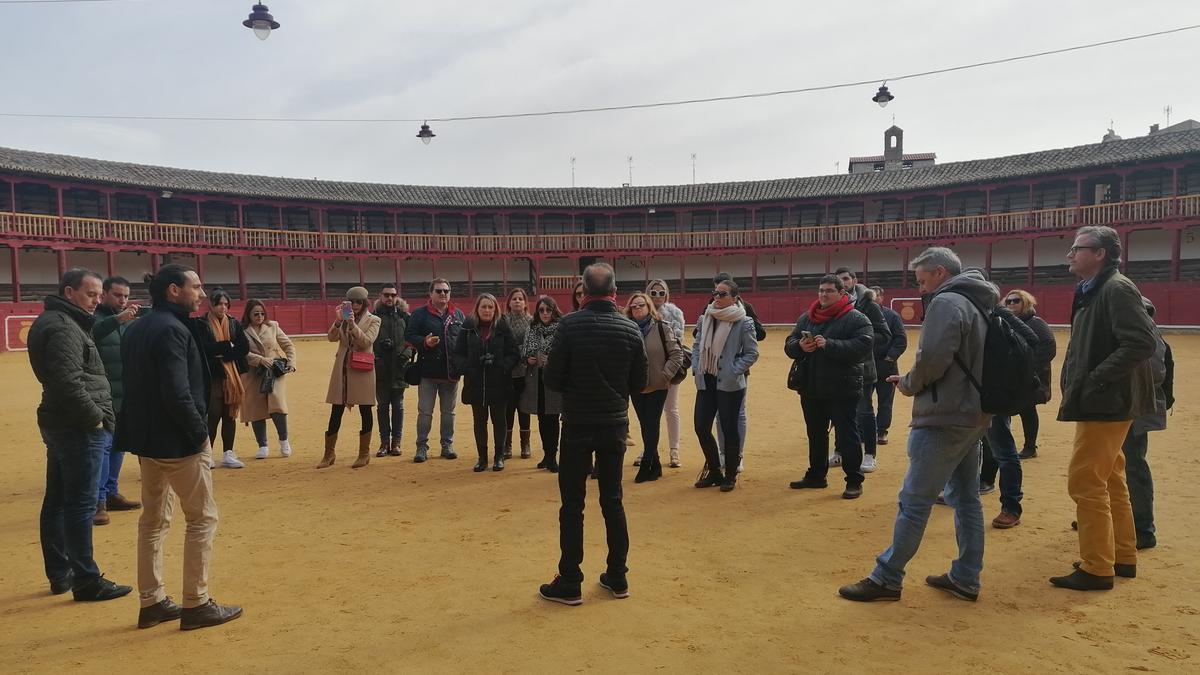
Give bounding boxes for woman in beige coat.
[624,291,686,484]
[317,286,381,470]
[240,300,296,460]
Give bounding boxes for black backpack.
[945,291,1041,416]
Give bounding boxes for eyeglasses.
[648,290,667,297]
[629,302,648,309]
[1068,245,1101,255]
[382,292,398,298]
[350,300,365,305]
[711,290,730,298]
[432,288,451,295]
[1005,298,1022,306]
[538,307,554,314]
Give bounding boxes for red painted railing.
[2,194,1197,256]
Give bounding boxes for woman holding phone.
[318,286,381,470]
[452,294,520,472]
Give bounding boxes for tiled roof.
[848,153,937,163]
[1,129,1198,210]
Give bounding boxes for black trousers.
[251,413,289,445]
[694,375,745,478]
[538,413,561,461]
[1017,406,1040,451]
[800,395,864,487]
[505,378,531,445]
[630,389,668,461]
[327,404,373,435]
[472,401,507,463]
[557,422,629,584]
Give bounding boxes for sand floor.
[0,327,1197,674]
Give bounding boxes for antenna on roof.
[570,156,576,188]
[627,156,634,186]
[691,153,697,184]
[1164,105,1173,127]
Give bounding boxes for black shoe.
[1049,568,1114,591]
[473,461,487,473]
[694,471,724,488]
[138,597,183,629]
[978,482,996,495]
[538,575,582,606]
[1018,446,1037,460]
[72,576,133,602]
[1136,537,1157,551]
[179,598,243,630]
[49,572,74,596]
[1070,520,1078,530]
[599,572,629,599]
[838,577,901,602]
[536,459,547,469]
[789,477,828,490]
[720,478,737,492]
[493,457,505,472]
[925,573,978,601]
[589,467,598,480]
[441,449,458,460]
[546,458,559,474]
[842,485,863,500]
[413,449,428,464]
[650,456,663,481]
[1073,561,1136,578]
[375,445,389,458]
[634,462,657,484]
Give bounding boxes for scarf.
[208,313,245,417]
[636,315,653,337]
[580,293,616,310]
[698,303,747,376]
[477,319,494,343]
[808,294,854,324]
[523,321,558,359]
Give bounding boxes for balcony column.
[467,259,475,298]
[1170,227,1182,282]
[10,245,21,302]
[786,250,794,293]
[861,247,870,284]
[237,203,245,246]
[393,257,402,289]
[318,256,328,301]
[644,255,650,287]
[1026,238,1036,287]
[984,241,993,279]
[56,186,65,235]
[237,255,248,301]
[900,246,910,288]
[105,250,115,278]
[678,256,685,297]
[150,252,161,271]
[502,257,509,291]
[196,254,206,285]
[279,256,288,301]
[750,254,759,293]
[357,256,365,286]
[1119,231,1129,274]
[56,249,67,279]
[151,195,160,241]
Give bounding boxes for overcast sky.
[0,0,1197,190]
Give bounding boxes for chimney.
[1149,123,1160,134]
[884,126,903,171]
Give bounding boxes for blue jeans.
[39,427,108,587]
[984,415,1023,516]
[377,388,405,443]
[96,431,125,503]
[416,379,458,453]
[871,425,986,593]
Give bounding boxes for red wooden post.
[237,255,247,301]
[56,186,65,235]
[150,252,161,271]
[318,256,327,301]
[1170,227,1182,282]
[357,256,365,287]
[11,245,21,302]
[751,254,758,293]
[984,241,993,278]
[1026,238,1036,286]
[786,250,794,292]
[151,195,159,241]
[467,258,475,298]
[279,255,288,301]
[196,253,206,284]
[56,249,67,278]
[900,246,910,288]
[105,250,115,278]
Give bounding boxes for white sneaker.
[828,452,842,467]
[255,446,269,460]
[280,440,292,458]
[736,459,744,474]
[221,450,245,469]
[862,454,878,473]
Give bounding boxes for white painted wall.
[684,255,718,279]
[792,251,825,274]
[473,258,504,282]
[399,258,434,283]
[715,254,753,279]
[0,247,11,280]
[648,256,681,283]
[287,258,319,285]
[1034,235,1072,267]
[114,252,151,283]
[992,239,1029,268]
[540,257,576,277]
[244,255,280,283]
[436,258,468,284]
[23,250,58,284]
[757,252,789,277]
[326,257,359,283]
[867,246,903,271]
[363,257,393,283]
[202,254,239,284]
[1185,226,1200,259]
[956,242,987,269]
[1127,229,1171,261]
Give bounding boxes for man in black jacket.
[405,278,466,463]
[834,268,891,472]
[119,264,242,630]
[869,287,908,446]
[539,263,648,605]
[374,283,413,457]
[785,275,874,498]
[28,268,132,602]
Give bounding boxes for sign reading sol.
[5,315,37,352]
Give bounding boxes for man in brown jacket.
[1051,226,1156,591]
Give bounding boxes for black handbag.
[259,365,276,394]
[658,323,691,385]
[404,356,423,386]
[787,359,805,392]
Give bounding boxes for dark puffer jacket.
[117,302,211,460]
[374,303,414,395]
[1017,308,1057,404]
[452,317,520,406]
[544,300,648,425]
[28,295,115,433]
[92,303,149,413]
[406,303,466,381]
[784,307,874,399]
[849,284,891,384]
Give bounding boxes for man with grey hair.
[840,246,997,603]
[1050,225,1155,591]
[539,263,648,605]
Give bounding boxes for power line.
[0,0,140,4]
[1,23,1196,125]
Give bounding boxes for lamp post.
[243,4,280,41]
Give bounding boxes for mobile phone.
[341,302,353,320]
[801,330,813,340]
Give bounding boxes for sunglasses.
[629,302,648,309]
[1005,298,1022,305]
[711,290,730,298]
[382,292,398,298]
[433,288,451,295]
[538,307,554,313]
[251,311,266,317]
[350,300,365,305]
[648,290,667,297]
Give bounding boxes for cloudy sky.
[0,0,1196,189]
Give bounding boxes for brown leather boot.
[387,438,402,457]
[93,503,110,526]
[316,432,337,469]
[352,431,371,469]
[520,430,532,459]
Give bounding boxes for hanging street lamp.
[872,83,894,108]
[243,4,281,41]
[416,122,436,145]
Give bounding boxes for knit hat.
[346,286,369,302]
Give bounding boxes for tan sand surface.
[0,328,1197,674]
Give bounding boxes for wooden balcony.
[1,194,1196,257]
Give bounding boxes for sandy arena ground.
[0,327,1197,674]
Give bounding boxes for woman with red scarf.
[453,294,521,472]
[784,274,874,499]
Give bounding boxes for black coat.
[874,306,908,379]
[784,308,874,399]
[451,318,520,406]
[195,314,249,380]
[1018,309,1057,404]
[850,285,891,383]
[405,303,466,381]
[544,300,648,426]
[27,295,116,433]
[117,302,211,459]
[374,304,414,394]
